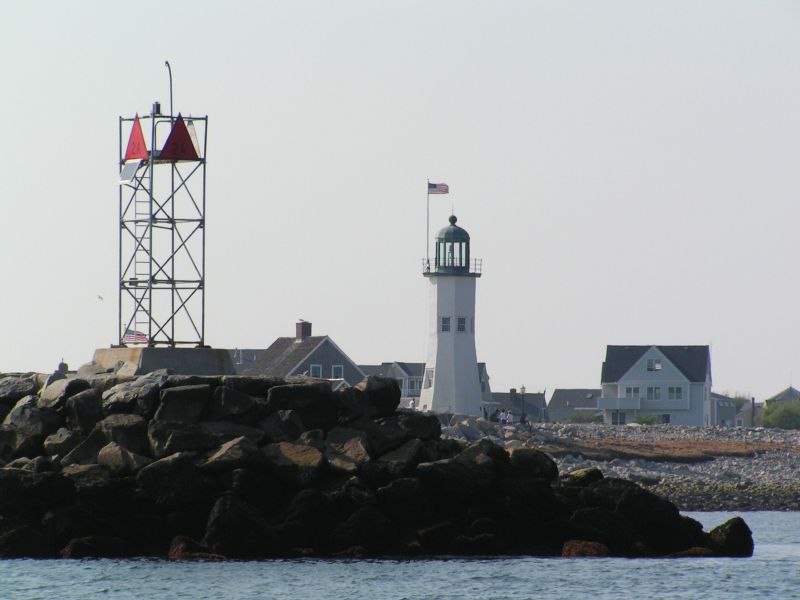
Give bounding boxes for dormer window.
[647,359,662,372]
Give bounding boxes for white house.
[598,345,712,426]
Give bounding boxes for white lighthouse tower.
[419,215,483,415]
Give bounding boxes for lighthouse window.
[457,317,466,332]
[441,317,451,332]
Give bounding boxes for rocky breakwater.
[0,372,752,559]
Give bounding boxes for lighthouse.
[419,215,483,415]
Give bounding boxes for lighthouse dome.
[436,215,470,242]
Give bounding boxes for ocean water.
[1,512,798,600]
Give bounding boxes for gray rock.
[202,385,257,422]
[154,385,212,422]
[262,442,326,485]
[3,396,62,438]
[37,378,91,411]
[202,436,265,472]
[200,421,265,446]
[258,410,304,443]
[43,428,84,458]
[101,371,168,416]
[97,442,152,474]
[137,452,204,506]
[377,438,426,477]
[264,383,338,431]
[148,421,217,459]
[96,414,149,456]
[0,377,38,405]
[64,389,103,434]
[335,376,400,421]
[325,427,371,473]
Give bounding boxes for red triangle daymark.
[124,115,148,160]
[159,114,200,161]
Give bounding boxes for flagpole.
[426,178,430,270]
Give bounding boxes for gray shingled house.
[599,345,712,426]
[238,321,365,387]
[547,388,602,422]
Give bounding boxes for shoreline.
[442,419,800,511]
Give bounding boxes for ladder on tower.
[132,193,151,341]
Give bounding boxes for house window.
[612,411,626,425]
[647,359,662,372]
[646,387,661,400]
[661,414,671,424]
[668,386,683,400]
[457,317,466,332]
[625,387,639,398]
[331,365,343,379]
[310,364,322,378]
[441,317,451,332]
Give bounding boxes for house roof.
[764,386,800,405]
[240,336,327,377]
[395,362,425,377]
[548,389,602,410]
[601,345,710,383]
[491,391,546,411]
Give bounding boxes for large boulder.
[328,505,398,554]
[43,428,84,458]
[97,442,152,475]
[262,442,326,485]
[101,371,168,416]
[3,396,62,439]
[136,452,204,506]
[202,385,259,423]
[348,417,408,457]
[202,436,266,473]
[200,421,265,446]
[203,495,275,558]
[393,411,441,441]
[0,376,38,406]
[508,447,558,482]
[0,526,49,558]
[154,384,212,422]
[614,485,705,555]
[259,410,305,443]
[709,516,754,557]
[148,421,217,459]
[264,383,338,431]
[377,477,429,526]
[376,438,426,478]
[325,427,371,473]
[96,414,149,456]
[220,376,283,398]
[335,376,400,421]
[562,539,610,557]
[60,428,109,466]
[38,378,91,412]
[64,389,103,434]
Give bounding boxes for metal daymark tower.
[117,101,208,347]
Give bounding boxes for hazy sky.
[2,1,800,400]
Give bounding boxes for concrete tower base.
[90,347,235,377]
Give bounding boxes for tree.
[761,401,800,430]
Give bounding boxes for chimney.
[296,320,312,341]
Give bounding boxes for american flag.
[428,182,449,194]
[123,329,149,344]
